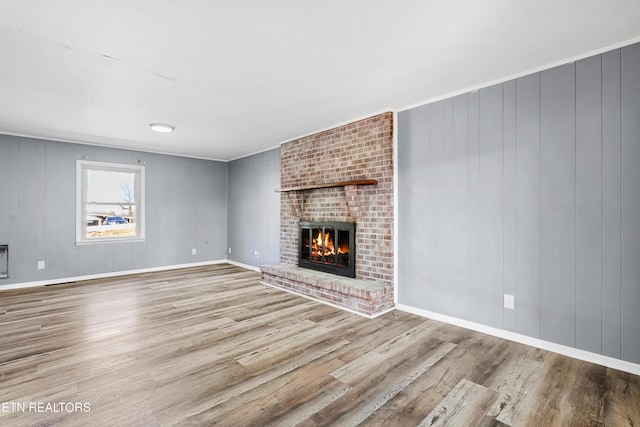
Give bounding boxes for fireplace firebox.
[298,221,356,278]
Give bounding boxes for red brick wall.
[280,112,394,286]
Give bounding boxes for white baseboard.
[0,259,232,291]
[8,262,635,375]
[226,259,261,272]
[396,303,640,376]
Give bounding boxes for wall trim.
[277,109,395,148]
[6,38,640,165]
[397,35,640,114]
[0,131,228,163]
[226,143,282,163]
[0,259,232,292]
[4,255,637,374]
[396,303,640,376]
[392,111,399,305]
[226,259,261,272]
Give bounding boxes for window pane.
[86,205,137,239]
[87,170,136,203]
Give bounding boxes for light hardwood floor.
[0,264,638,426]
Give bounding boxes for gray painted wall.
[0,135,228,285]
[227,148,281,267]
[398,42,640,364]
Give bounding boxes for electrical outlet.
[254,250,260,258]
[192,248,197,255]
[37,260,46,270]
[228,248,232,254]
[504,294,515,310]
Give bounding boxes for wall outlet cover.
[37,260,45,270]
[504,294,515,310]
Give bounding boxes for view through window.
[76,160,145,243]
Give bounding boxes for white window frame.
[76,160,145,244]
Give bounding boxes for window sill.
[76,237,146,246]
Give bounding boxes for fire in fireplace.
[299,221,355,278]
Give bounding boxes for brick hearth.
[261,112,394,317]
[261,264,393,317]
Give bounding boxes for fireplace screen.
[299,221,355,278]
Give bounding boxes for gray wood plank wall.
[0,136,228,285]
[398,42,640,364]
[227,148,281,267]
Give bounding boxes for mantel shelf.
[277,179,378,192]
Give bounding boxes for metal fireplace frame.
[298,221,356,278]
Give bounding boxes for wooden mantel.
[277,179,378,192]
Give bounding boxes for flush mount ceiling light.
[149,123,175,133]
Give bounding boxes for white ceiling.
[1,1,639,161]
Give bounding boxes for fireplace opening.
[299,221,355,278]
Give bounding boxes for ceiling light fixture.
[149,123,175,133]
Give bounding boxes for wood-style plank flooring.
[0,264,638,426]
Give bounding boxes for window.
[76,160,145,244]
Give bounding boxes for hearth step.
[260,263,394,318]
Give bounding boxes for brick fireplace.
[261,112,394,316]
